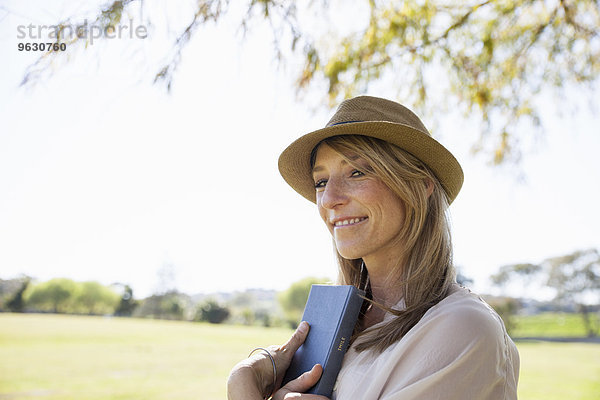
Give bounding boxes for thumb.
[281,364,323,393]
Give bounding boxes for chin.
[335,245,365,260]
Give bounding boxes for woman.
[227,96,519,400]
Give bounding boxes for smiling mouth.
[334,217,368,227]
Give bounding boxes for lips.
[332,217,368,227]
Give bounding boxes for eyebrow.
[311,154,360,174]
[311,165,327,173]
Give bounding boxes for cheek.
[317,203,333,233]
[367,186,406,228]
[382,199,406,236]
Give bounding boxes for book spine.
[311,288,364,396]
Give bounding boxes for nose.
[319,176,348,210]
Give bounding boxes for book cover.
[282,285,365,397]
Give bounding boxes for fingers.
[280,321,310,357]
[269,321,310,388]
[273,364,330,400]
[282,364,323,393]
[236,322,312,398]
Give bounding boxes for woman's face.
[312,143,406,265]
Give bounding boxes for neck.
[360,263,402,329]
[362,254,404,307]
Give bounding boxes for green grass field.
[1,313,599,399]
[512,312,598,338]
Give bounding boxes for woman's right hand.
[227,321,330,400]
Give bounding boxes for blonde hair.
[310,135,456,353]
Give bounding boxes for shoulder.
[397,285,515,365]
[379,285,519,397]
[424,285,509,342]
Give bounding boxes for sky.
[2,1,599,299]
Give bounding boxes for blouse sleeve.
[378,297,519,400]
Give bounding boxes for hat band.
[327,120,364,127]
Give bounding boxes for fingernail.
[298,321,308,334]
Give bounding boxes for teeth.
[334,217,365,227]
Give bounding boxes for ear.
[425,179,435,198]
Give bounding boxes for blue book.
[282,285,365,397]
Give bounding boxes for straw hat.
[278,96,463,204]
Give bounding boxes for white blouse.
[331,284,519,399]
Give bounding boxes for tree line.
[0,274,327,328]
[0,277,136,316]
[2,248,598,336]
[0,277,194,321]
[492,248,600,337]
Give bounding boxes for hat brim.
[278,121,464,204]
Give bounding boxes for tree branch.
[154,0,225,91]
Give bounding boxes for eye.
[350,169,364,177]
[314,179,327,189]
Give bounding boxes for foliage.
[0,276,31,312]
[491,262,541,286]
[254,308,273,327]
[24,278,120,315]
[195,299,231,324]
[545,249,600,305]
[113,284,139,316]
[154,262,178,295]
[305,0,600,164]
[546,249,600,336]
[14,0,600,165]
[228,306,282,327]
[484,295,519,336]
[492,248,600,336]
[133,290,189,320]
[74,281,121,315]
[25,278,78,313]
[223,290,285,327]
[278,276,330,327]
